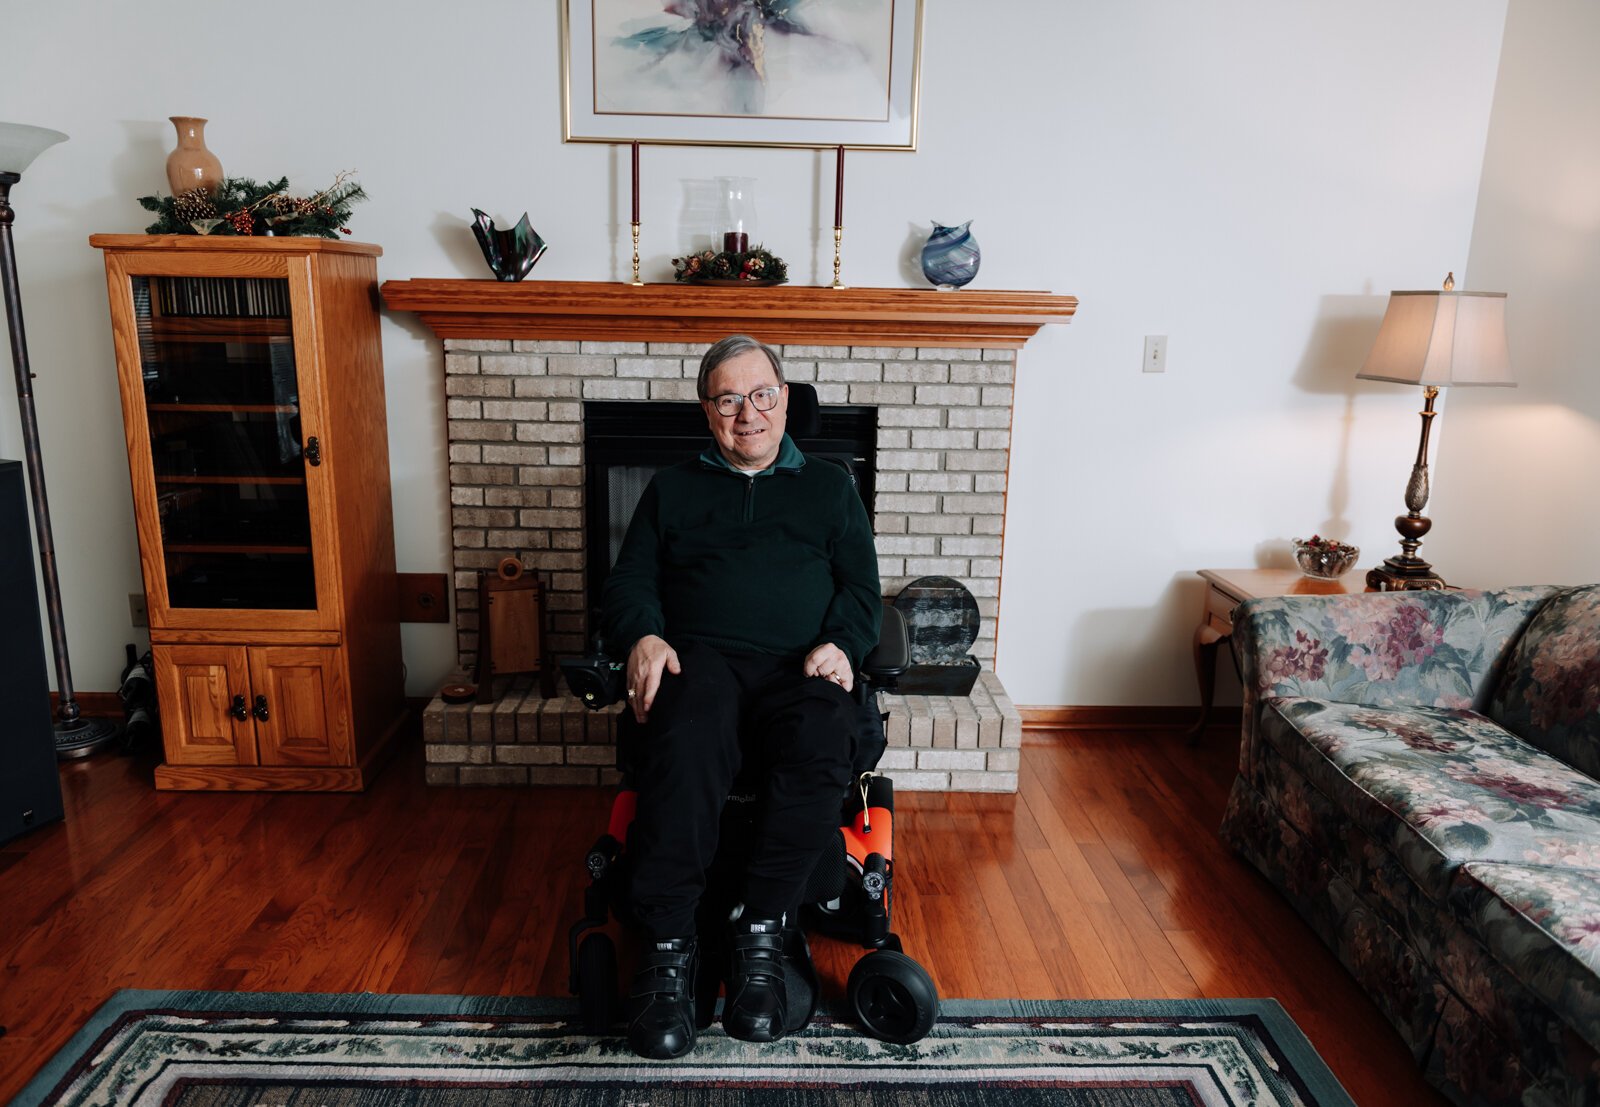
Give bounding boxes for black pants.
[627,640,857,940]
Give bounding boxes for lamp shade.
[0,122,68,176]
[1357,290,1514,388]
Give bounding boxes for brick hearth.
[422,670,1021,793]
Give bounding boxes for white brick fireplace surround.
[383,281,1076,792]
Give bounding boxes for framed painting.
[562,0,923,149]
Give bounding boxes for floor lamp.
[0,122,120,758]
[1357,273,1514,591]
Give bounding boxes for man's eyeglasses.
[709,386,783,417]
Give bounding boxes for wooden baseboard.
[1018,705,1242,731]
[49,692,122,718]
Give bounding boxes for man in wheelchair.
[600,334,881,1060]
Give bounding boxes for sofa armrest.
[1231,586,1558,782]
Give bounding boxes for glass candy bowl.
[1294,537,1359,579]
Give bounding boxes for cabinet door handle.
[252,694,270,722]
[305,436,322,466]
[230,694,248,721]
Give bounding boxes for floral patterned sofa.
[1220,584,1600,1107]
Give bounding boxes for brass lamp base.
[1366,556,1447,592]
[1368,385,1449,593]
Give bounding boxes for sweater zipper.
[743,475,755,522]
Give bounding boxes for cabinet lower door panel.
[154,645,255,765]
[249,647,351,767]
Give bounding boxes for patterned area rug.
[17,992,1354,1107]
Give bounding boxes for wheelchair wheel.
[576,932,620,1034]
[846,949,939,1044]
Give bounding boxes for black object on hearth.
[0,460,64,844]
[892,576,982,695]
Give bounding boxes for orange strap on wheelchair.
[609,790,638,843]
[843,807,892,864]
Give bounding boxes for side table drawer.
[1205,586,1245,628]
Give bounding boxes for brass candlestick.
[831,226,845,289]
[630,222,642,286]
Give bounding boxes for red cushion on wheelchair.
[843,807,892,865]
[609,789,638,844]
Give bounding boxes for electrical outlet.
[129,592,149,628]
[1143,335,1168,373]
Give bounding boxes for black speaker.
[0,459,64,844]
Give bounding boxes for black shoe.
[725,916,788,1042]
[627,937,699,1059]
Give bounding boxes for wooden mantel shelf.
[380,279,1077,349]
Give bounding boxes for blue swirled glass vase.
[920,220,980,289]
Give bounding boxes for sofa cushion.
[1259,696,1600,902]
[1231,586,1559,792]
[1450,861,1600,1054]
[1241,587,1560,711]
[1489,584,1600,780]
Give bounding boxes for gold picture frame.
[561,0,923,150]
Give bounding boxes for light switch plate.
[1143,335,1168,373]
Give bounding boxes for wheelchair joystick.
[560,652,627,709]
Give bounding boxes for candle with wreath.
[835,146,846,228]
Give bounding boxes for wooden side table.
[1188,568,1366,740]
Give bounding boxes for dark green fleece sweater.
[601,434,881,669]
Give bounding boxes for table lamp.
[1356,273,1514,591]
[1,121,121,758]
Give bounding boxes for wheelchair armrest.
[861,605,910,681]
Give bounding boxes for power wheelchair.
[560,602,940,1046]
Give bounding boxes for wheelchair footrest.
[780,927,821,1034]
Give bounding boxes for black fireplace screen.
[582,400,877,627]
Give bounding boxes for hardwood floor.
[0,722,1446,1105]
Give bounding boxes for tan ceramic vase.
[165,116,223,196]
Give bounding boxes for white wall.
[2,0,1509,705]
[1427,0,1600,587]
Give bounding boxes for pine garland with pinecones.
[672,244,788,284]
[138,171,367,238]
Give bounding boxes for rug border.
[15,991,1354,1107]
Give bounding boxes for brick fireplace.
[383,281,1076,792]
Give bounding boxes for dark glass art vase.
[920,220,980,290]
[471,209,548,282]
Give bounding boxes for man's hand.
[803,642,854,694]
[626,634,681,723]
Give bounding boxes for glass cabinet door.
[130,274,317,611]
